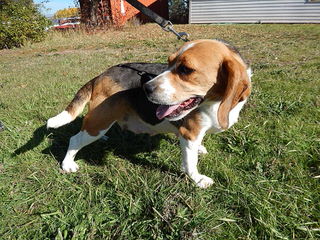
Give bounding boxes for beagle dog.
[47,39,252,188]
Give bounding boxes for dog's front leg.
[179,136,213,188]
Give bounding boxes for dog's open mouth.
[156,97,203,120]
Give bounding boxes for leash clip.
[177,32,189,42]
[162,21,190,42]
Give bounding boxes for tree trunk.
[79,0,111,27]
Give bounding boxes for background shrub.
[169,0,189,24]
[0,0,50,49]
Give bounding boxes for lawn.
[0,24,319,239]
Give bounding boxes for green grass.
[0,24,319,239]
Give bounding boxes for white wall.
[189,0,320,23]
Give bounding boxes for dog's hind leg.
[61,94,129,172]
[61,129,109,172]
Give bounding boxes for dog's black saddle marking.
[127,72,162,125]
[103,63,167,126]
[126,87,162,125]
[140,72,157,86]
[104,63,167,90]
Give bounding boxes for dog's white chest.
[200,100,246,134]
[200,102,224,134]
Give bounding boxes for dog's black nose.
[143,83,155,95]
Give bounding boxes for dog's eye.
[178,65,194,75]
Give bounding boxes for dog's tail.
[47,79,93,129]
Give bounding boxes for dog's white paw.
[198,145,208,155]
[61,161,79,173]
[195,175,214,188]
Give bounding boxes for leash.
[125,0,189,42]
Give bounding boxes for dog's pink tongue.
[156,104,180,120]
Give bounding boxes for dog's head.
[144,39,251,129]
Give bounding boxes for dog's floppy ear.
[168,51,178,65]
[168,42,190,65]
[217,58,250,129]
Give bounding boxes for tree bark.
[79,0,111,27]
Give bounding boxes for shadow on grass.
[13,117,178,175]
